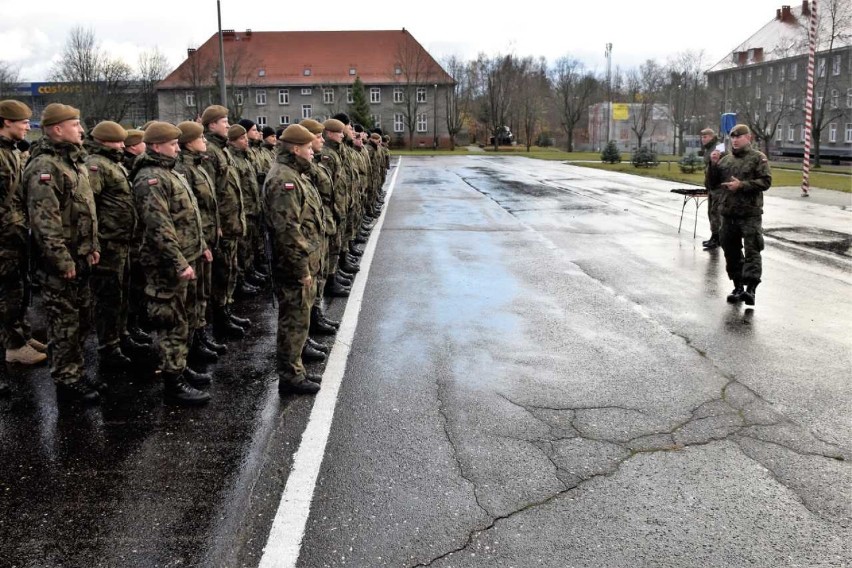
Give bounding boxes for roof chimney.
[776,8,782,19]
[246,29,252,36]
[187,48,196,57]
[802,0,810,16]
[781,5,793,22]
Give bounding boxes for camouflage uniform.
[124,149,147,332]
[133,150,205,375]
[710,143,772,285]
[702,136,724,240]
[24,137,99,386]
[230,145,261,282]
[203,133,245,311]
[0,135,30,351]
[86,143,137,353]
[263,151,325,381]
[306,153,336,295]
[176,150,218,332]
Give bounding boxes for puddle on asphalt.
[765,226,852,257]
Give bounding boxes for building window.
[279,115,290,125]
[323,88,334,104]
[829,123,837,142]
[779,66,785,82]
[301,88,312,96]
[789,63,797,80]
[416,87,427,102]
[256,90,267,105]
[349,68,357,76]
[370,87,381,103]
[736,72,742,87]
[258,69,266,77]
[235,91,244,106]
[776,126,783,141]
[788,125,795,142]
[302,105,312,119]
[766,95,772,112]
[393,113,404,133]
[346,88,353,104]
[817,58,826,77]
[755,85,761,99]
[256,116,267,127]
[718,76,724,89]
[756,67,762,76]
[303,69,311,76]
[278,89,289,105]
[800,125,806,142]
[394,67,402,75]
[394,87,404,103]
[832,55,841,75]
[816,94,823,109]
[416,113,427,133]
[371,114,381,128]
[185,92,195,107]
[845,123,852,143]
[831,89,839,109]
[847,88,852,108]
[767,66,773,84]
[745,71,752,86]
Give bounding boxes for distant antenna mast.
[605,43,613,144]
[217,0,227,106]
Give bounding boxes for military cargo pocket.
[146,291,177,329]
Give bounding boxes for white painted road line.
[258,157,403,568]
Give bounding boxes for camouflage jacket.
[308,153,337,236]
[320,141,349,226]
[702,136,724,191]
[260,142,276,173]
[230,145,261,217]
[176,151,219,247]
[203,133,246,238]
[85,144,137,243]
[262,152,325,284]
[249,140,272,188]
[709,143,772,218]
[24,137,99,275]
[0,136,27,258]
[342,141,363,204]
[133,151,205,276]
[123,151,143,175]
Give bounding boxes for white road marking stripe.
[258,157,403,568]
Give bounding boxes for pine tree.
[348,77,373,129]
[600,140,621,163]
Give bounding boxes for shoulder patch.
[39,173,51,182]
[321,155,329,162]
[147,178,159,186]
[284,182,295,191]
[89,165,99,172]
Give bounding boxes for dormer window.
[349,68,357,75]
[303,69,311,76]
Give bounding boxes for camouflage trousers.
[212,237,239,308]
[0,256,30,350]
[90,240,130,351]
[39,268,92,385]
[275,280,317,380]
[145,265,190,375]
[238,215,266,279]
[127,247,146,330]
[707,188,724,236]
[192,259,212,330]
[721,215,764,284]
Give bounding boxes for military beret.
[177,121,204,144]
[143,121,182,144]
[140,120,156,131]
[227,124,246,141]
[41,103,80,127]
[0,99,32,121]
[201,105,229,126]
[323,118,345,133]
[331,112,351,125]
[382,135,390,143]
[369,132,381,142]
[91,121,127,143]
[352,123,364,133]
[275,126,286,139]
[262,126,276,138]
[372,127,384,136]
[280,124,315,145]
[125,129,144,146]
[699,128,716,136]
[299,118,324,135]
[238,118,256,132]
[730,124,751,136]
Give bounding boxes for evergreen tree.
[600,140,622,163]
[348,77,373,129]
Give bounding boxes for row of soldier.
[0,99,390,406]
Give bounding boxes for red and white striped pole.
[801,0,818,197]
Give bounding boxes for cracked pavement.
[298,156,850,568]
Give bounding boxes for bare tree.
[220,42,262,121]
[626,59,664,149]
[552,57,598,152]
[137,49,171,122]
[517,57,549,151]
[392,38,434,149]
[442,55,469,150]
[661,50,707,155]
[0,61,20,99]
[477,54,519,150]
[179,47,216,121]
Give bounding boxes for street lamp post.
[433,83,438,149]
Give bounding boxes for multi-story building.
[156,29,453,148]
[705,1,851,162]
[587,103,675,153]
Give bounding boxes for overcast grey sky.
[1,0,785,82]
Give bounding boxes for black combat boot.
[317,301,340,329]
[278,375,320,396]
[164,372,210,406]
[742,282,758,306]
[248,269,269,286]
[306,372,323,384]
[226,307,252,329]
[200,327,227,355]
[236,279,259,297]
[326,280,351,298]
[310,307,337,336]
[183,366,212,388]
[56,380,101,404]
[335,272,354,286]
[726,281,745,303]
[99,346,133,370]
[214,307,245,340]
[339,257,360,274]
[702,234,719,249]
[0,378,9,397]
[189,330,219,365]
[129,326,154,345]
[302,342,327,362]
[307,337,330,354]
[121,335,157,362]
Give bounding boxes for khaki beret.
[0,100,32,121]
[730,124,751,137]
[91,121,127,143]
[699,128,716,137]
[143,121,182,144]
[299,118,324,135]
[177,121,204,144]
[140,120,156,131]
[369,132,382,142]
[227,124,246,141]
[382,135,390,143]
[323,119,345,133]
[41,103,80,127]
[201,105,229,126]
[125,129,144,146]
[280,124,315,145]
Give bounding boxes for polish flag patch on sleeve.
[89,165,99,172]
[147,178,159,186]
[284,182,295,191]
[39,173,51,181]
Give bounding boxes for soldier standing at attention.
[133,122,211,406]
[263,124,326,396]
[700,128,723,250]
[227,124,261,297]
[200,105,250,340]
[24,103,100,403]
[123,127,153,347]
[86,121,150,372]
[709,124,771,306]
[0,100,47,396]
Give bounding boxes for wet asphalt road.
[1,156,850,567]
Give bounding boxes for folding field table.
[670,188,709,238]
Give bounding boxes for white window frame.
[370,87,381,104]
[256,116,267,127]
[301,104,312,119]
[776,126,783,141]
[789,63,797,80]
[323,88,334,104]
[830,89,839,109]
[185,92,195,107]
[256,90,267,105]
[235,91,244,106]
[829,123,837,142]
[845,123,852,143]
[346,88,353,104]
[736,72,742,87]
[746,70,752,86]
[817,58,826,77]
[371,114,381,128]
[847,88,852,108]
[787,125,795,142]
[832,55,841,75]
[279,115,290,125]
[767,66,773,84]
[779,66,785,82]
[816,94,823,110]
[416,87,427,103]
[416,113,428,133]
[393,113,404,133]
[766,95,772,112]
[301,88,312,96]
[278,89,289,105]
[755,85,761,99]
[800,125,806,142]
[393,87,404,103]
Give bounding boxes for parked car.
[489,126,514,146]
